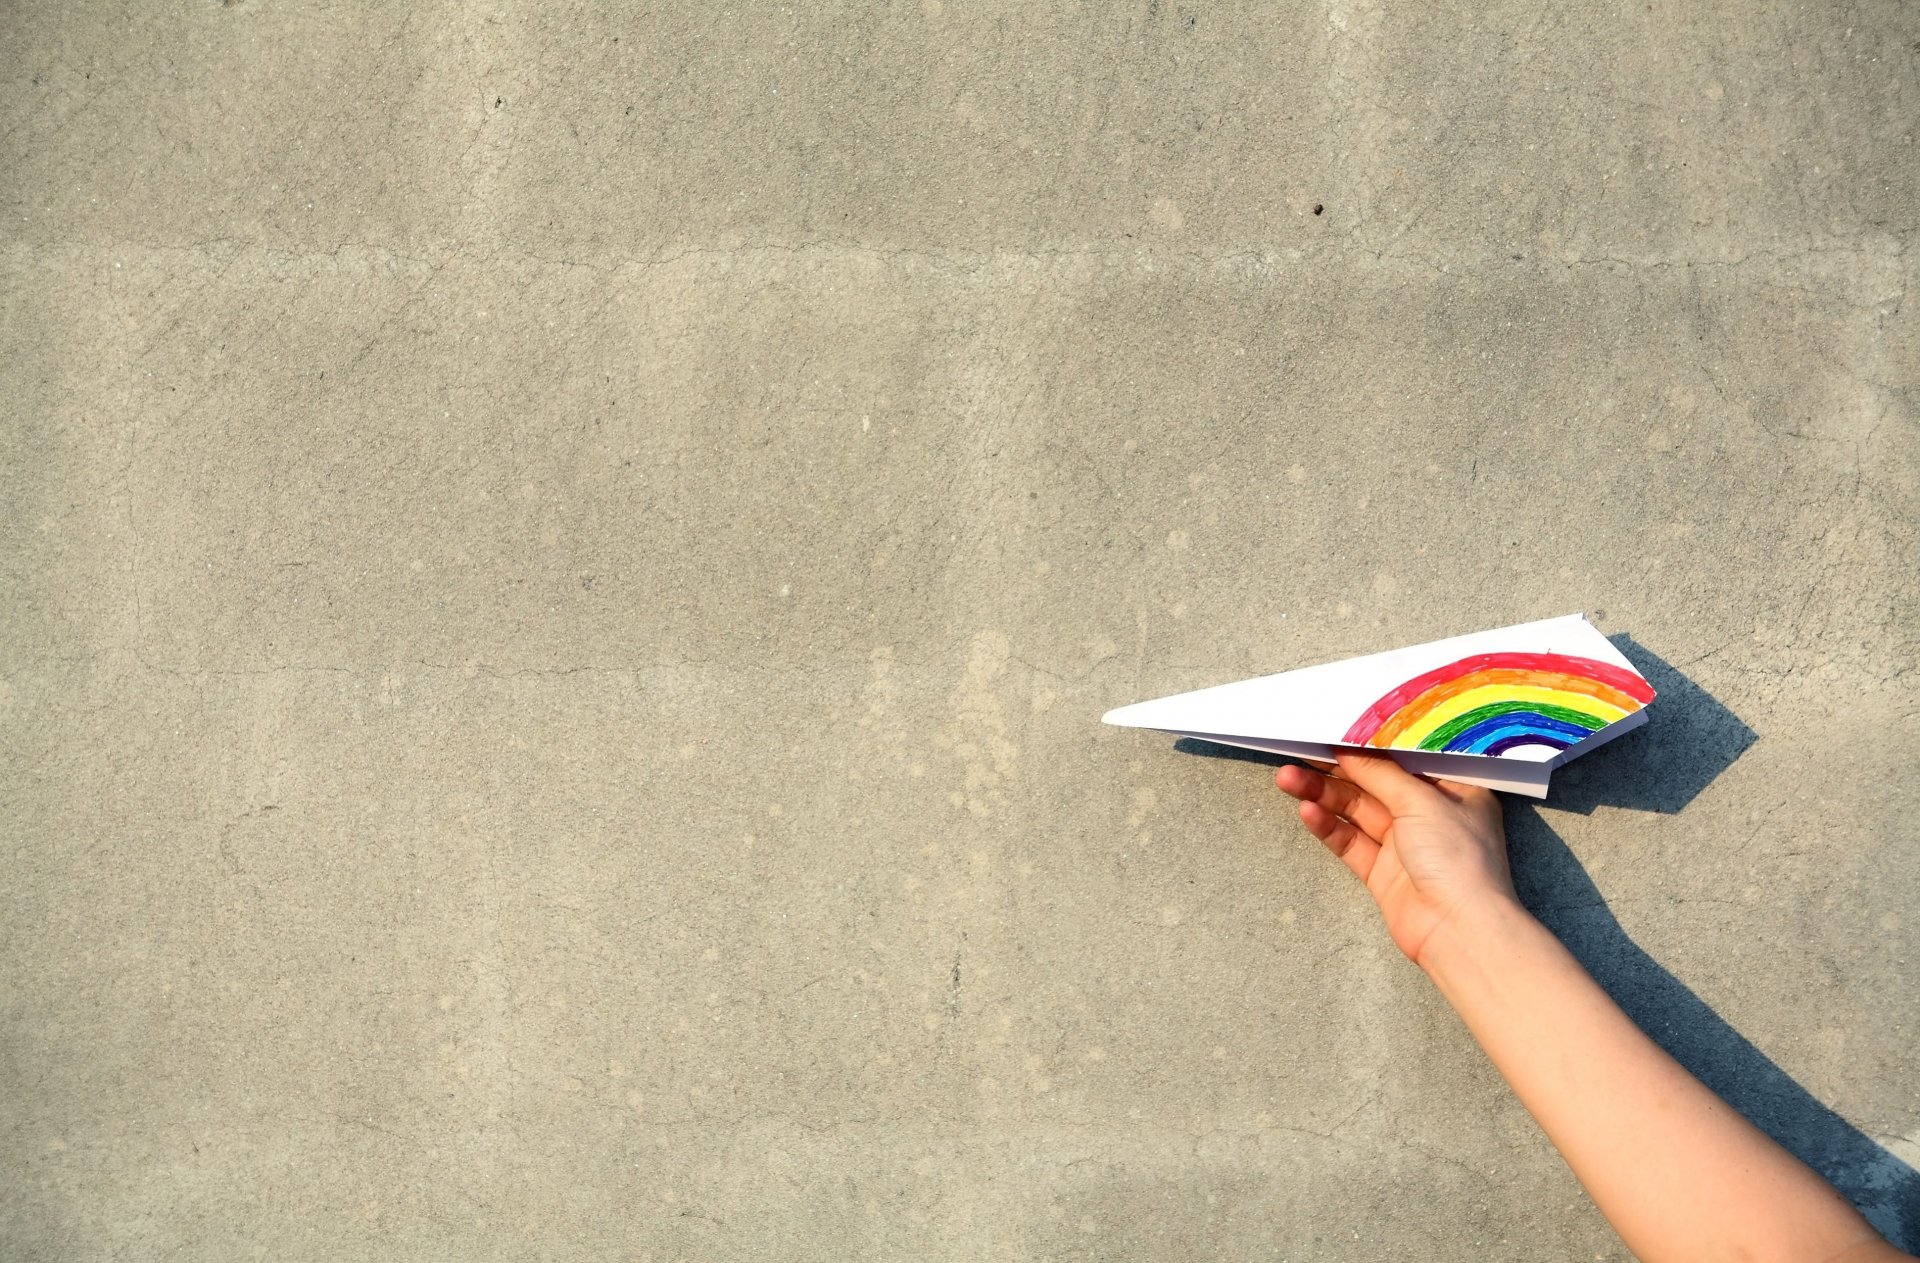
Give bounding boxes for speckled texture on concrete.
[3,3,1916,1258]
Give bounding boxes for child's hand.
[1274,753,1514,966]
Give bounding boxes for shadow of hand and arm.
[1175,635,1911,1250]
[1519,635,1913,1244]
[1507,802,1919,1251]
[1255,745,1916,1258]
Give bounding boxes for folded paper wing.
[1102,614,1654,798]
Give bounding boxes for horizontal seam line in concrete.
[3,235,1910,283]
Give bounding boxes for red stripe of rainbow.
[1342,652,1656,748]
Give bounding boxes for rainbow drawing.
[1342,652,1656,756]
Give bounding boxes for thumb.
[1332,749,1442,815]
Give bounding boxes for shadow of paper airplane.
[1539,634,1756,814]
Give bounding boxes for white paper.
[1105,614,1655,797]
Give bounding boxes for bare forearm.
[1419,896,1890,1263]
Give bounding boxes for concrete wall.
[5,2,1915,1257]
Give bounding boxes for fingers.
[1277,765,1385,882]
[1331,750,1443,814]
[1273,763,1320,799]
[1297,799,1381,882]
[1274,762,1394,841]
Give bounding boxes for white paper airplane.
[1103,614,1655,798]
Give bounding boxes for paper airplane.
[1103,614,1655,798]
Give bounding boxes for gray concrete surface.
[4,2,1916,1258]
